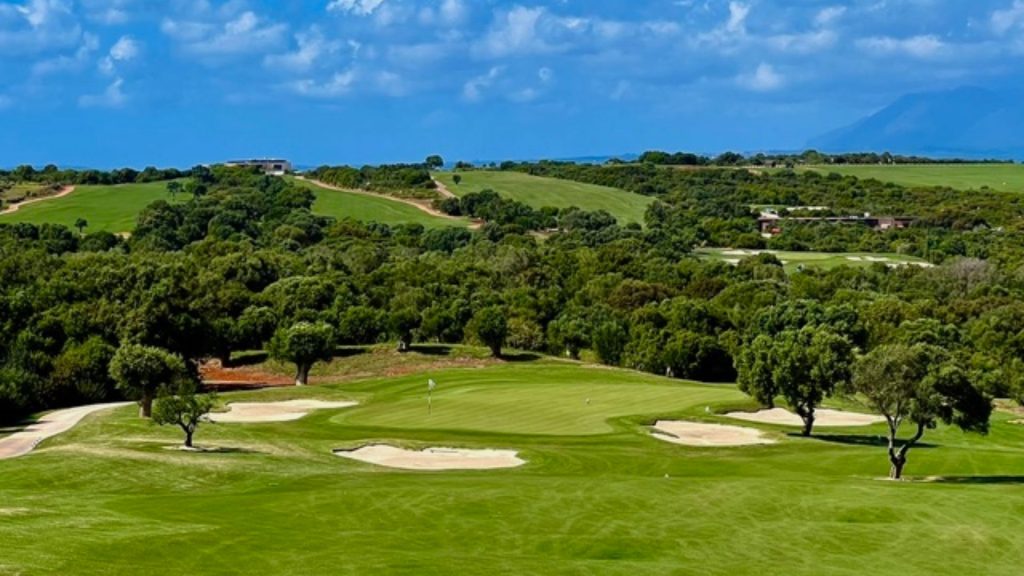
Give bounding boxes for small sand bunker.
[208,399,357,423]
[724,408,884,427]
[335,445,525,471]
[651,420,775,447]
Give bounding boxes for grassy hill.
[697,248,932,271]
[2,354,1023,575]
[797,164,1024,192]
[0,181,187,233]
[294,178,472,229]
[434,170,653,225]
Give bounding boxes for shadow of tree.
[500,352,543,363]
[410,345,454,356]
[923,475,1024,485]
[798,433,937,449]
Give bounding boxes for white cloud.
[736,63,784,92]
[162,10,287,61]
[0,0,81,55]
[857,35,945,58]
[289,70,357,97]
[814,6,846,28]
[725,1,749,34]
[78,76,127,108]
[992,0,1024,35]
[462,66,503,102]
[696,1,749,48]
[264,27,341,73]
[538,66,553,83]
[99,35,139,75]
[327,0,386,17]
[478,6,549,58]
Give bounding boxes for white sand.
[724,408,885,427]
[0,402,131,459]
[208,399,358,423]
[846,256,864,262]
[335,445,526,470]
[651,420,775,447]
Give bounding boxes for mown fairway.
[434,170,653,225]
[2,360,1023,575]
[697,248,931,271]
[799,164,1024,192]
[0,181,187,233]
[294,178,472,229]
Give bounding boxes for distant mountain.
[810,87,1024,159]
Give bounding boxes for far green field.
[2,356,1023,575]
[293,178,471,229]
[697,248,932,271]
[434,170,653,225]
[0,181,186,233]
[798,164,1024,192]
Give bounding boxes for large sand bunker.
[334,445,526,470]
[651,420,775,447]
[0,402,130,459]
[208,399,357,423]
[724,408,884,427]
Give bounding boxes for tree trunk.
[184,429,194,448]
[491,345,502,358]
[295,363,310,386]
[140,393,153,418]
[398,338,410,353]
[796,405,815,437]
[887,421,925,480]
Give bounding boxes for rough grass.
[797,164,1024,192]
[697,248,932,271]
[0,181,187,233]
[434,170,653,225]
[292,178,471,229]
[2,358,1024,575]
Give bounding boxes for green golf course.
[1,358,1022,575]
[798,164,1024,192]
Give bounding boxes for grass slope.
[434,170,653,225]
[0,181,186,233]
[2,356,1023,575]
[697,248,931,271]
[798,164,1024,192]
[293,178,471,229]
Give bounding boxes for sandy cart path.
[0,186,76,215]
[0,402,130,459]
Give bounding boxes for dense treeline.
[1,164,188,186]
[436,189,619,233]
[629,150,1014,167]
[1,164,1022,431]
[306,163,436,196]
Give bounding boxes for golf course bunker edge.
[651,420,776,447]
[724,408,885,427]
[208,399,358,423]
[334,444,526,471]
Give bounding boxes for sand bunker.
[334,445,526,470]
[724,408,885,427]
[208,399,357,423]
[651,420,775,447]
[0,402,130,459]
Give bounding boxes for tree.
[452,174,462,186]
[268,322,335,386]
[166,181,182,200]
[470,306,508,357]
[853,344,991,479]
[109,344,186,418]
[74,218,88,236]
[152,380,216,449]
[592,321,627,366]
[388,307,420,352]
[735,327,853,437]
[425,155,444,170]
[183,179,208,201]
[548,316,590,360]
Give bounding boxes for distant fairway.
[434,170,653,225]
[0,181,186,233]
[294,178,472,229]
[2,358,1024,575]
[697,248,932,271]
[798,164,1024,192]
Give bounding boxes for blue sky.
[1,0,1024,168]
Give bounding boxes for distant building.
[758,215,915,236]
[224,159,292,175]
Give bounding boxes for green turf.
[434,171,654,225]
[0,181,187,233]
[798,164,1024,192]
[2,358,1023,575]
[293,178,471,229]
[697,248,932,272]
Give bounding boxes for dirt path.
[431,177,458,200]
[0,186,76,215]
[0,402,131,459]
[297,177,481,228]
